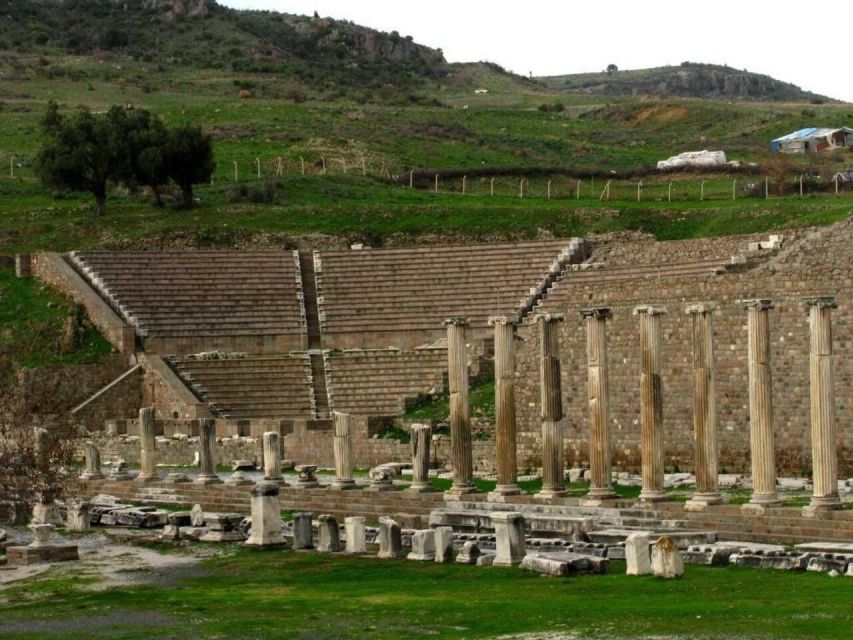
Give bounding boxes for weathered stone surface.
[651,537,684,578]
[476,553,495,567]
[408,529,436,561]
[730,552,807,571]
[489,315,521,499]
[408,424,434,493]
[806,555,848,574]
[377,517,404,559]
[295,465,320,489]
[7,544,79,566]
[245,481,284,547]
[444,318,474,495]
[433,526,454,563]
[625,533,652,575]
[456,540,481,565]
[190,504,205,527]
[521,551,610,577]
[345,516,366,554]
[492,511,526,567]
[331,412,357,490]
[317,514,342,552]
[66,501,91,533]
[292,512,314,550]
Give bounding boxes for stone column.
[804,297,841,515]
[79,441,103,481]
[292,512,314,550]
[137,407,158,482]
[262,431,284,484]
[408,424,434,493]
[444,318,474,496]
[742,299,779,512]
[377,517,404,559]
[345,516,366,554]
[492,511,526,566]
[634,305,667,503]
[317,514,342,552]
[536,313,567,499]
[581,307,617,505]
[488,315,521,500]
[331,411,357,490]
[194,418,221,485]
[684,303,723,510]
[245,481,284,547]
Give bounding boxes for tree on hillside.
[606,64,618,74]
[124,109,170,207]
[165,126,215,209]
[35,103,131,216]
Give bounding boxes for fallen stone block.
[521,551,609,577]
[651,537,683,579]
[456,541,481,565]
[806,555,848,574]
[180,527,210,541]
[476,553,495,567]
[730,553,807,571]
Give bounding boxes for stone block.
[651,537,683,578]
[521,551,609,577]
[434,526,454,563]
[7,545,79,566]
[456,541,481,565]
[292,512,314,550]
[492,511,526,567]
[407,529,436,561]
[625,533,652,576]
[377,517,404,559]
[730,553,807,571]
[806,555,848,574]
[476,553,495,567]
[345,516,366,554]
[317,514,342,552]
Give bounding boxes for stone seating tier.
[171,355,314,420]
[326,349,448,416]
[71,251,306,345]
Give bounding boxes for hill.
[538,62,833,102]
[0,0,449,98]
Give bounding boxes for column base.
[194,475,223,486]
[407,482,436,494]
[637,489,667,504]
[366,482,395,492]
[802,495,842,518]
[444,484,477,500]
[684,493,724,511]
[535,488,568,501]
[581,491,619,507]
[164,473,191,484]
[741,496,780,515]
[330,480,359,490]
[225,474,254,486]
[79,472,104,482]
[487,485,522,502]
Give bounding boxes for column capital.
[804,296,837,310]
[685,302,717,315]
[581,307,613,320]
[443,317,469,327]
[533,312,565,324]
[740,298,773,310]
[633,304,667,316]
[488,314,519,327]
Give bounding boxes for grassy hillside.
[539,62,833,102]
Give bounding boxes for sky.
[219,0,852,102]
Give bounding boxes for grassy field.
[1,547,851,639]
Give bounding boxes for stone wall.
[513,222,853,476]
[72,365,143,431]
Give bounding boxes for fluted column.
[489,315,520,499]
[80,441,103,481]
[634,305,667,503]
[408,424,434,493]
[444,318,474,496]
[581,307,617,505]
[331,411,357,490]
[684,303,723,510]
[263,431,284,484]
[742,299,779,512]
[194,418,221,485]
[804,297,841,515]
[137,407,158,482]
[536,313,567,499]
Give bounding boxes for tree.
[124,109,169,207]
[606,64,618,74]
[35,103,132,216]
[165,125,214,209]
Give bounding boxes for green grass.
[0,264,114,378]
[404,378,496,425]
[2,549,851,639]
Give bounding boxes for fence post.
[300,157,305,176]
[799,174,803,197]
[409,170,414,189]
[732,179,736,200]
[700,180,705,201]
[9,156,13,179]
[321,157,327,175]
[836,174,840,196]
[256,158,261,180]
[233,161,238,182]
[277,157,283,177]
[341,158,347,174]
[462,175,467,195]
[599,180,611,202]
[765,177,769,199]
[519,178,524,199]
[667,183,672,202]
[435,174,439,193]
[576,180,581,200]
[547,179,552,200]
[637,180,642,202]
[490,177,495,197]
